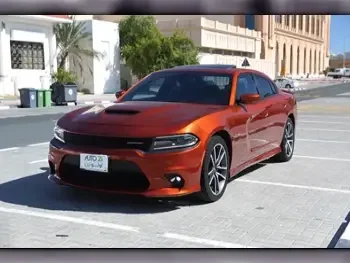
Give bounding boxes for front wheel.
[274,117,295,162]
[197,136,230,203]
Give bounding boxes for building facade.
[0,15,71,96]
[155,15,275,79]
[235,15,331,78]
[75,15,331,83]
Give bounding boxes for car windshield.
[120,71,233,105]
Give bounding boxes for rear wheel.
[285,84,292,89]
[274,117,295,162]
[197,136,230,203]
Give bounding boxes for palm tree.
[54,16,102,74]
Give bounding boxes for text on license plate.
[79,154,109,173]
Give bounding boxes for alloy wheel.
[207,143,228,196]
[284,121,294,157]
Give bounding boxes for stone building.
[76,15,331,81]
[235,15,331,78]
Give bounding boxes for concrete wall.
[70,19,121,94]
[199,53,275,79]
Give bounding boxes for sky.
[330,15,350,54]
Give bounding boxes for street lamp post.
[343,36,350,68]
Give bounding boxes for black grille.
[64,132,153,151]
[59,155,150,192]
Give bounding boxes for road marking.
[28,159,47,164]
[235,179,350,194]
[299,128,350,133]
[28,142,49,147]
[299,115,350,119]
[294,155,350,162]
[162,233,255,248]
[0,147,20,152]
[297,138,350,144]
[0,206,139,232]
[300,120,350,124]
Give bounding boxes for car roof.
[159,64,269,77]
[174,64,237,70]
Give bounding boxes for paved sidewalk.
[0,94,116,110]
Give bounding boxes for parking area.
[1,92,350,248]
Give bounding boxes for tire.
[197,136,230,203]
[274,117,295,162]
[285,84,292,89]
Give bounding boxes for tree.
[54,17,101,74]
[119,16,199,79]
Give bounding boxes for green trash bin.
[43,89,52,107]
[36,90,44,107]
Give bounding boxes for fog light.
[165,174,184,188]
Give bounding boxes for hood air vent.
[104,109,140,115]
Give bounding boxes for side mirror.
[115,90,125,99]
[239,93,260,104]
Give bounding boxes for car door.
[229,73,268,166]
[252,74,285,152]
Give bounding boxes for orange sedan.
[48,65,297,203]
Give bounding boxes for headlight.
[152,134,199,151]
[54,124,65,143]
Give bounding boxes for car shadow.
[0,162,267,214]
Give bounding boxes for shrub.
[51,68,78,84]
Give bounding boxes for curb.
[0,100,115,110]
[78,100,114,105]
[334,213,350,248]
[0,106,11,110]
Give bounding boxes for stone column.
[285,42,291,75]
[291,43,298,75]
[298,45,304,76]
[305,46,310,75]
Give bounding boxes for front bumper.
[48,139,205,198]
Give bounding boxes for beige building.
[234,15,331,78]
[75,15,331,79]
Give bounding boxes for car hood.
[63,101,226,128]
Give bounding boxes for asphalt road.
[0,82,350,248]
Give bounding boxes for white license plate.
[80,154,109,173]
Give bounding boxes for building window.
[292,15,297,28]
[311,16,315,34]
[245,15,255,30]
[284,15,290,26]
[305,16,310,33]
[316,17,319,36]
[10,41,45,70]
[275,15,282,23]
[298,15,303,31]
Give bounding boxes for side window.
[254,75,276,99]
[236,74,258,101]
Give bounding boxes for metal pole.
[343,36,346,68]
